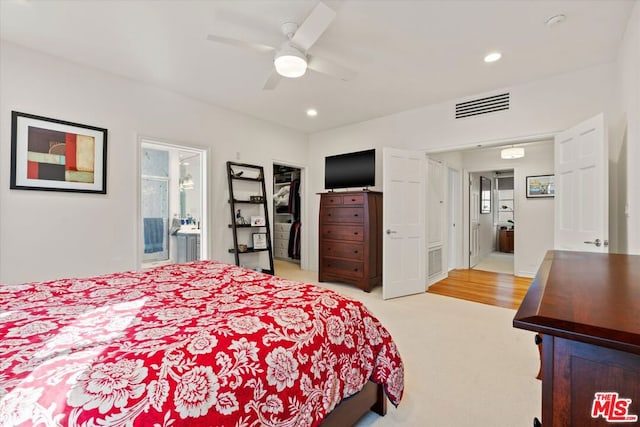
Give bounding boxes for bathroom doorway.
[139,138,207,268]
[469,170,514,275]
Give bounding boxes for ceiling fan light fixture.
[501,146,525,159]
[274,44,307,78]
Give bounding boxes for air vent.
[428,248,443,278]
[455,93,510,119]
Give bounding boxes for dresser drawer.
[274,222,292,232]
[274,247,289,258]
[321,225,364,242]
[343,194,365,205]
[322,242,364,261]
[274,231,290,241]
[321,195,343,206]
[321,207,364,224]
[321,258,364,278]
[274,238,289,249]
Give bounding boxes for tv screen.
[324,149,375,190]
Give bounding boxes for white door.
[555,113,608,252]
[382,147,426,299]
[469,174,481,266]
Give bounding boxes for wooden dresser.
[514,251,640,426]
[318,191,382,292]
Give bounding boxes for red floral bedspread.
[0,261,403,426]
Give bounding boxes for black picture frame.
[252,232,267,250]
[526,175,555,198]
[10,111,108,194]
[480,176,491,213]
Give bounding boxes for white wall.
[616,2,640,254]
[308,63,616,272]
[0,41,308,284]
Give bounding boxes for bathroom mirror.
[480,176,491,214]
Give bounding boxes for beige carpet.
[274,260,541,426]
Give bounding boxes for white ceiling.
[0,0,635,133]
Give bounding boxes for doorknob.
[584,238,602,247]
[386,229,397,235]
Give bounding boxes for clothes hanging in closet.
[288,221,301,260]
[288,179,301,221]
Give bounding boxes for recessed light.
[484,52,502,63]
[306,108,318,117]
[545,14,566,28]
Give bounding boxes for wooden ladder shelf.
[226,161,274,275]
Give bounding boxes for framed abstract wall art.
[10,111,107,194]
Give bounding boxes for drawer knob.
[354,250,358,254]
[354,214,359,217]
[354,232,358,235]
[351,198,356,201]
[354,268,358,272]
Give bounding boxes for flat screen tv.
[324,149,375,190]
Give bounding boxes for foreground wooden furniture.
[322,381,386,426]
[514,251,640,426]
[318,191,382,291]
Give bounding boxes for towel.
[144,217,165,253]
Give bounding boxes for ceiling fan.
[206,2,357,90]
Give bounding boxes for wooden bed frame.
[321,381,387,426]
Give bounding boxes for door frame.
[137,136,209,269]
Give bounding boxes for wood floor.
[275,259,533,310]
[428,269,533,310]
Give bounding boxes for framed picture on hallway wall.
[526,175,554,198]
[10,111,108,194]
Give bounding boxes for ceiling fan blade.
[263,69,282,90]
[307,55,357,81]
[206,34,276,54]
[291,2,336,51]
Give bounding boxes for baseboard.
[516,270,536,278]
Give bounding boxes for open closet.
[273,164,301,262]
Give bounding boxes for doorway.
[139,138,207,268]
[469,170,514,275]
[273,163,302,274]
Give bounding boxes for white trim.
[425,131,559,154]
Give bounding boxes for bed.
[0,261,403,426]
